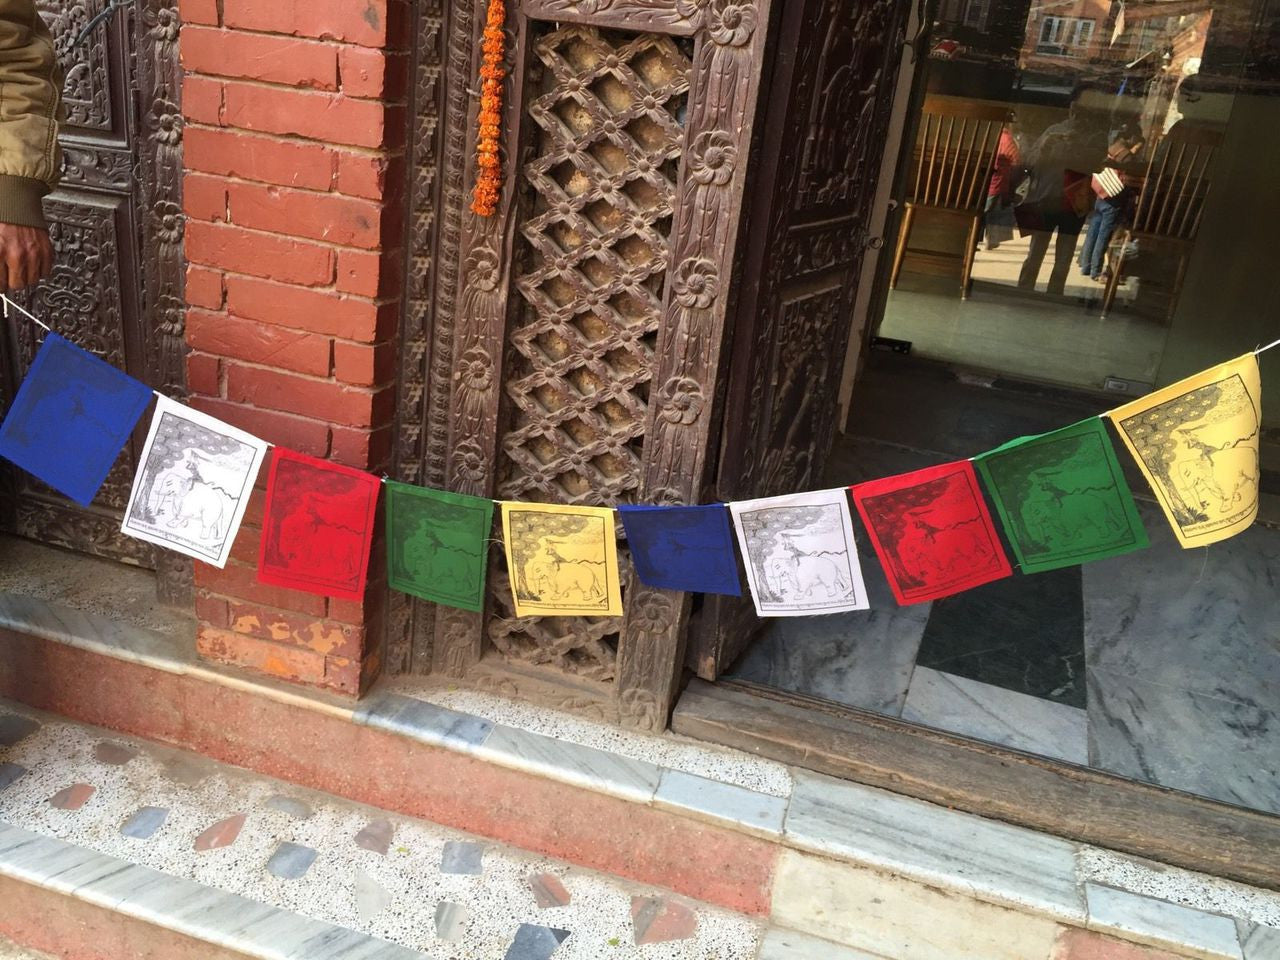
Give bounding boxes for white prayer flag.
[121,396,268,568]
[728,488,870,617]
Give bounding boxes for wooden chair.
[1101,125,1221,320]
[890,96,1013,299]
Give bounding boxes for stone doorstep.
[0,593,1272,960]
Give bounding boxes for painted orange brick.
[181,27,338,90]
[187,397,330,457]
[222,0,389,47]
[226,182,383,249]
[182,75,223,125]
[178,0,219,26]
[225,600,363,660]
[222,82,386,149]
[329,425,393,471]
[197,625,328,687]
[224,275,392,341]
[226,364,377,428]
[185,352,221,397]
[194,562,327,618]
[184,126,335,191]
[333,341,395,387]
[334,152,389,200]
[337,46,406,100]
[185,265,224,309]
[186,221,334,286]
[194,591,230,629]
[182,173,226,222]
[187,309,332,377]
[335,249,383,297]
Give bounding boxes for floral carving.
[619,688,661,732]
[657,377,705,425]
[151,201,183,244]
[454,439,488,483]
[672,257,718,308]
[708,0,757,46]
[689,130,737,186]
[675,0,710,19]
[464,247,500,292]
[457,346,494,392]
[631,591,673,636]
[151,99,182,145]
[142,4,179,42]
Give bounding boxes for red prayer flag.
[851,460,1012,605]
[257,448,381,601]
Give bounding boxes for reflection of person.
[1015,89,1109,296]
[1078,123,1143,281]
[0,1,62,292]
[984,127,1022,250]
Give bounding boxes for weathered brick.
[181,27,338,89]
[337,46,406,100]
[185,352,221,397]
[222,0,389,47]
[224,275,389,341]
[187,397,330,457]
[226,365,377,427]
[222,82,386,149]
[333,341,395,387]
[227,182,382,249]
[185,265,224,309]
[182,75,223,125]
[329,425,392,471]
[194,591,230,629]
[186,221,334,286]
[184,126,335,191]
[187,310,332,377]
[335,249,383,298]
[182,173,227,222]
[197,625,328,687]
[178,0,219,26]
[194,562,327,618]
[226,600,363,659]
[334,152,389,200]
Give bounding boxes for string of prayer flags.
[386,481,494,612]
[121,396,269,568]
[1107,353,1262,548]
[258,448,381,601]
[974,418,1148,574]
[852,460,1012,605]
[729,489,869,617]
[0,332,153,506]
[501,502,623,617]
[618,504,741,596]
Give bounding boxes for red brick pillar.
[177,0,408,695]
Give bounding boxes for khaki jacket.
[0,0,63,229]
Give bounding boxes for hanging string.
[1,294,52,333]
[1255,337,1280,355]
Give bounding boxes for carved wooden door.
[688,0,911,678]
[395,0,775,729]
[0,0,187,600]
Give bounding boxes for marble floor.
[729,429,1280,817]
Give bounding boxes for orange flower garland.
[471,0,507,217]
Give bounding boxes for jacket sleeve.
[0,0,63,229]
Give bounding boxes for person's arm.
[0,0,62,292]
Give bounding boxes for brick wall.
[178,0,409,695]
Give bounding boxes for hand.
[0,224,54,293]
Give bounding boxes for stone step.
[0,702,762,959]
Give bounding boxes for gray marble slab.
[266,841,318,880]
[903,667,1088,765]
[0,713,39,746]
[0,763,26,791]
[440,840,484,875]
[757,928,889,960]
[435,900,469,941]
[354,693,494,751]
[1086,883,1243,959]
[784,768,1085,922]
[1088,667,1280,815]
[477,725,662,803]
[654,769,787,837]
[1237,920,1280,959]
[119,806,168,840]
[504,923,570,960]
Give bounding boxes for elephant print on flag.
[258,449,382,601]
[1107,353,1262,548]
[728,489,869,617]
[500,503,623,618]
[852,460,1012,605]
[121,396,268,568]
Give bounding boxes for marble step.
[0,702,762,959]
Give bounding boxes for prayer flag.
[258,449,381,601]
[728,489,870,617]
[500,502,623,617]
[617,504,741,596]
[385,481,494,612]
[852,460,1012,605]
[1107,354,1262,548]
[0,332,152,506]
[121,396,269,568]
[974,417,1148,573]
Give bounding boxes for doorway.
[0,0,188,602]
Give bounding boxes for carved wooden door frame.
[395,0,775,730]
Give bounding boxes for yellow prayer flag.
[500,502,623,617]
[1107,354,1262,548]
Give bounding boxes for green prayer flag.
[385,481,494,612]
[974,418,1148,574]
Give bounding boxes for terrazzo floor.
[0,702,762,960]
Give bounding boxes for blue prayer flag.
[0,332,153,506]
[618,504,741,596]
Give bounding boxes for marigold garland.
[471,0,507,217]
